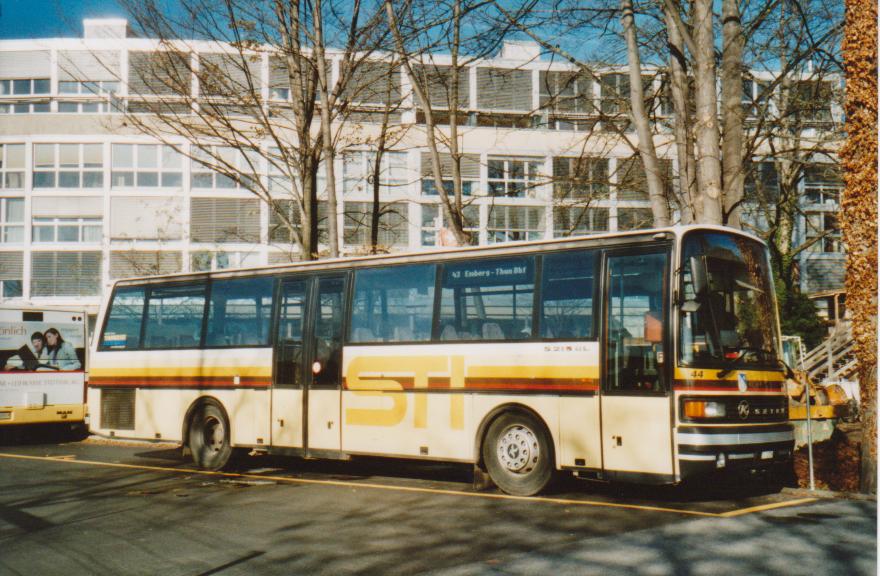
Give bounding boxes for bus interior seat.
[393,326,414,342]
[352,327,375,342]
[482,323,504,340]
[440,324,458,341]
[149,336,167,347]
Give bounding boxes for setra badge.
[737,373,748,392]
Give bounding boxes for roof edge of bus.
[0,305,90,314]
[109,224,765,285]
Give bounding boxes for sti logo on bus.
[345,355,466,430]
[737,373,748,392]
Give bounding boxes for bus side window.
[206,277,274,347]
[349,264,436,343]
[143,283,207,349]
[540,251,595,339]
[439,257,535,341]
[100,286,146,350]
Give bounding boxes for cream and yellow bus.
[1,307,88,430]
[88,225,793,495]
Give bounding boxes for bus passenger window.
[540,251,595,339]
[206,277,273,347]
[143,283,206,349]
[606,253,666,392]
[100,286,145,349]
[349,264,436,343]
[439,257,535,341]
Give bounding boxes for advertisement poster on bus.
[0,309,86,410]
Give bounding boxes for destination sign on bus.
[444,258,533,287]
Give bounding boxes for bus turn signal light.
[683,400,726,419]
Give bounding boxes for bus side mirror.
[689,256,708,296]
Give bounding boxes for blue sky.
[0,0,126,39]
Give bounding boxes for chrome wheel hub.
[497,424,539,474]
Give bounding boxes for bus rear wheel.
[483,411,553,496]
[188,402,232,471]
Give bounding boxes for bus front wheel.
[188,402,232,471]
[483,411,553,496]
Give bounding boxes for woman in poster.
[44,328,81,370]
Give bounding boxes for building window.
[421,203,479,246]
[790,80,834,123]
[342,150,408,196]
[58,80,121,113]
[111,144,183,188]
[552,157,609,200]
[487,158,543,198]
[191,146,261,190]
[3,79,50,95]
[0,79,50,114]
[110,251,182,279]
[190,198,260,243]
[269,199,329,246]
[420,152,479,197]
[805,212,842,253]
[33,143,104,189]
[0,198,24,243]
[804,164,842,205]
[616,156,672,202]
[343,201,408,249]
[33,217,102,243]
[0,251,23,298]
[553,206,609,237]
[31,251,101,296]
[487,205,544,243]
[0,144,25,189]
[190,251,261,272]
[618,207,654,231]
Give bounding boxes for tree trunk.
[384,0,470,246]
[692,0,724,224]
[621,0,670,227]
[720,0,745,228]
[840,0,877,494]
[312,0,340,258]
[664,4,698,224]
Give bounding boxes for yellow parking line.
[719,497,818,517]
[0,452,816,518]
[0,452,718,517]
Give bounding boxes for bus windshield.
[679,231,780,369]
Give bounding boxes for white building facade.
[0,19,844,322]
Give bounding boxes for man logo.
[737,400,751,420]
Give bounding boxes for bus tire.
[188,402,232,471]
[482,411,553,496]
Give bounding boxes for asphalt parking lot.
[0,428,875,576]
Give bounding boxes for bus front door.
[271,275,346,454]
[600,250,674,481]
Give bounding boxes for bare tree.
[386,0,517,246]
[109,0,389,260]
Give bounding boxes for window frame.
[601,244,673,397]
[111,143,184,189]
[346,262,439,345]
[32,143,104,189]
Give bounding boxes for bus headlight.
[683,400,727,419]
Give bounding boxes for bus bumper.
[676,423,794,478]
[0,404,86,426]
